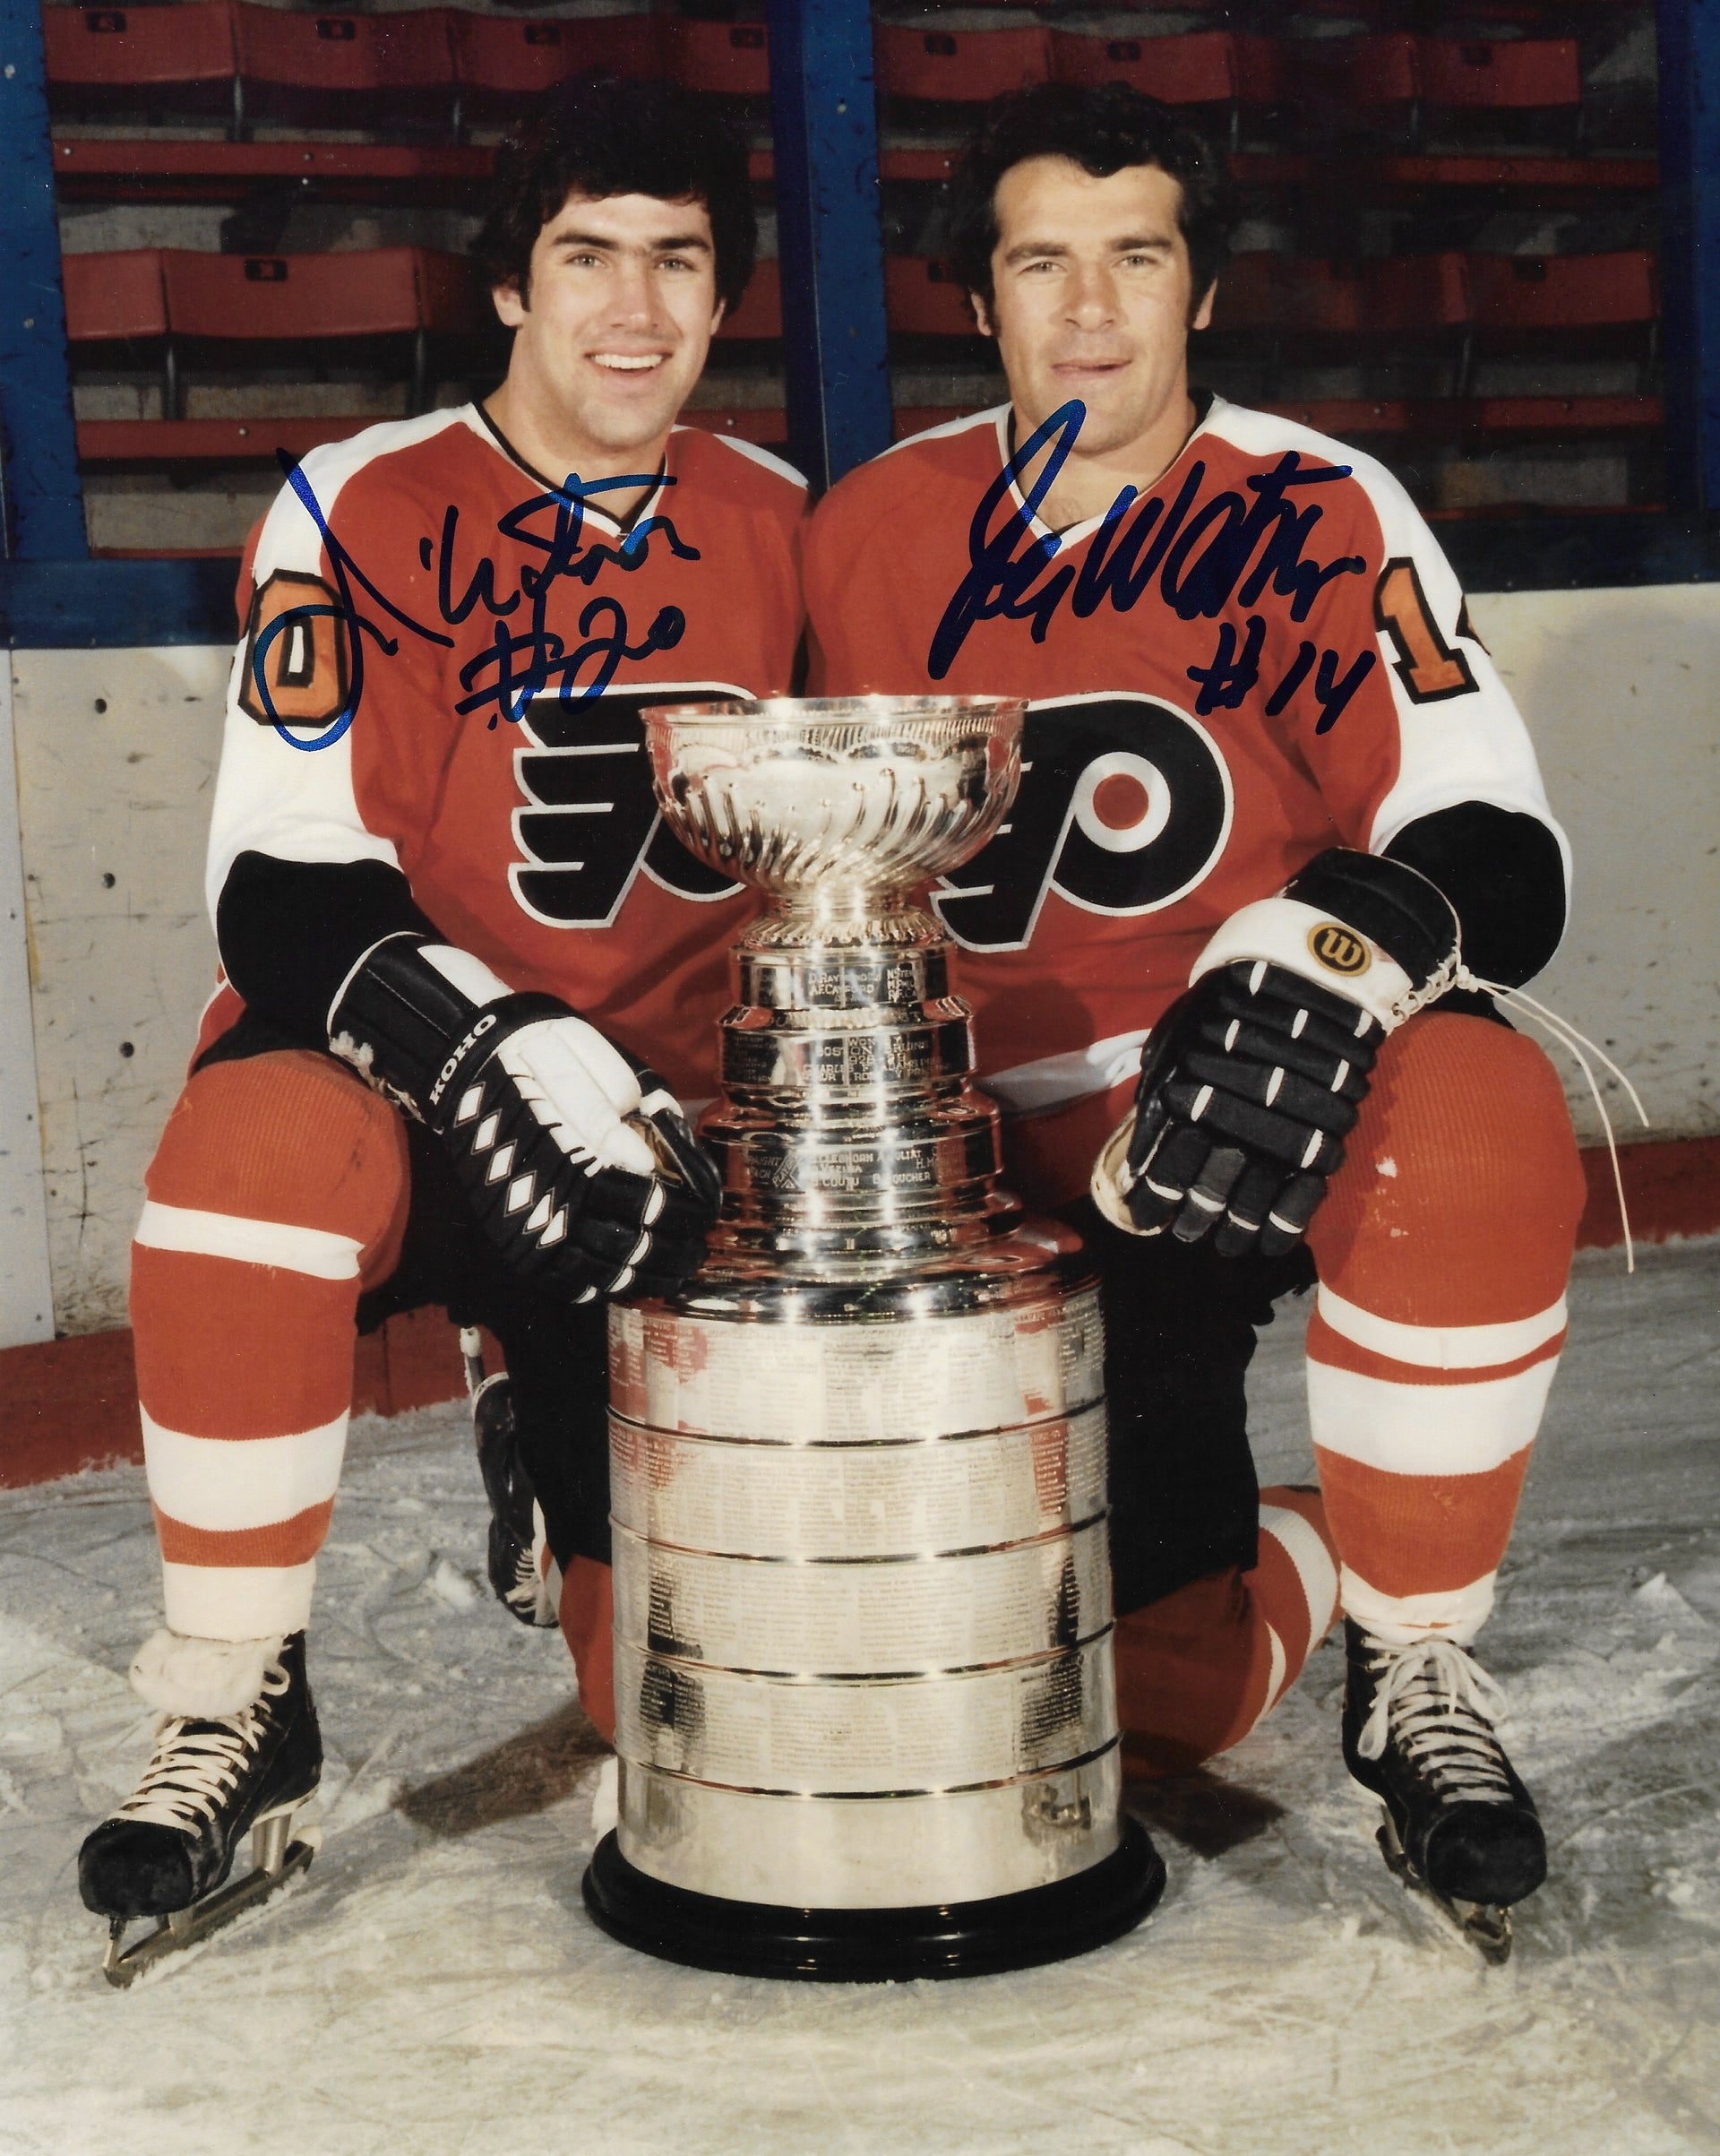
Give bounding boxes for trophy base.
[581,1819,1165,1983]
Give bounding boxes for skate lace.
[117,1657,290,1833]
[1355,1637,1516,1805]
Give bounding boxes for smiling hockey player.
[77,76,804,1980]
[803,83,1587,1958]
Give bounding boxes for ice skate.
[80,1633,322,1986]
[1342,1620,1544,1964]
[463,1329,558,1629]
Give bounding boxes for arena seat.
[232,4,452,136]
[715,258,781,341]
[1467,250,1658,333]
[1051,30,1286,143]
[449,14,576,133]
[159,246,479,412]
[873,23,1050,105]
[663,18,770,100]
[62,247,175,416]
[42,0,237,127]
[1419,39,1582,117]
[62,248,169,346]
[884,256,977,338]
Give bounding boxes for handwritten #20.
[928,401,1379,731]
[244,452,695,750]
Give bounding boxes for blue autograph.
[928,401,1377,731]
[247,452,697,750]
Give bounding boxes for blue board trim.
[0,0,88,558]
[4,520,1716,651]
[1655,0,1720,512]
[766,0,893,492]
[1,558,238,648]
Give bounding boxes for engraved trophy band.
[580,696,1164,1979]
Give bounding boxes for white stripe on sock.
[1340,1564,1495,1649]
[162,1558,316,1640]
[1316,1284,1567,1370]
[1309,1359,1554,1477]
[135,1200,364,1281]
[142,1408,347,1532]
[1260,1503,1338,1646]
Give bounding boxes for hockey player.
[78,76,806,1978]
[802,84,1587,1956]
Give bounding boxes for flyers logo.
[933,693,1232,952]
[1308,923,1370,975]
[509,684,747,928]
[239,569,349,727]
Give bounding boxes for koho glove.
[1092,849,1460,1258]
[328,935,720,1301]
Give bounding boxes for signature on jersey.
[928,401,1379,732]
[245,451,696,749]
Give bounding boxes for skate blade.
[101,1815,319,1989]
[1375,1816,1514,1966]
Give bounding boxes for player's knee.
[1309,1012,1586,1292]
[143,1048,410,1256]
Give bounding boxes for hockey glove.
[1092,849,1460,1259]
[329,936,721,1302]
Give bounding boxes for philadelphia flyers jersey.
[804,397,1565,1206]
[201,405,805,1100]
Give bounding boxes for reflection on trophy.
[581,696,1165,1979]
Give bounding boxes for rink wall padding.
[0,1306,501,1491]
[0,1140,1711,1491]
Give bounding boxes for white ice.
[1,1242,1716,2156]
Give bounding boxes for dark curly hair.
[945,83,1237,318]
[471,74,757,315]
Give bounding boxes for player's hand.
[328,936,721,1301]
[1091,849,1460,1259]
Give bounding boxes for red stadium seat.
[1419,39,1581,113]
[1329,31,1420,109]
[715,258,781,341]
[663,18,769,99]
[884,257,978,338]
[571,13,660,78]
[233,4,452,134]
[62,249,169,343]
[449,14,575,131]
[1053,30,1284,145]
[873,24,1049,104]
[159,246,478,412]
[1209,253,1468,341]
[1052,30,1281,108]
[1467,251,1657,332]
[43,0,236,124]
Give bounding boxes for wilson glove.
[1092,849,1460,1259]
[329,935,720,1301]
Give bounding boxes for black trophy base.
[581,1818,1165,1982]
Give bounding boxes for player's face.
[976,158,1214,470]
[492,191,725,471]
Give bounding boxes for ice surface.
[1,1244,1716,2156]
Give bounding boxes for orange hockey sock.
[131,1050,410,1640]
[558,1557,615,1745]
[1305,1013,1585,1643]
[1115,1487,1339,1777]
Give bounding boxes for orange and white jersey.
[202,405,806,1100]
[804,396,1565,1204]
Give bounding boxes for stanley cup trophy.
[581,695,1165,1980]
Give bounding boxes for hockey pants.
[130,1008,1584,1772]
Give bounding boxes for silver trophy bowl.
[583,694,1164,1981]
[645,694,1024,912]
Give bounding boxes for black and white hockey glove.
[1092,849,1460,1259]
[328,936,721,1302]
